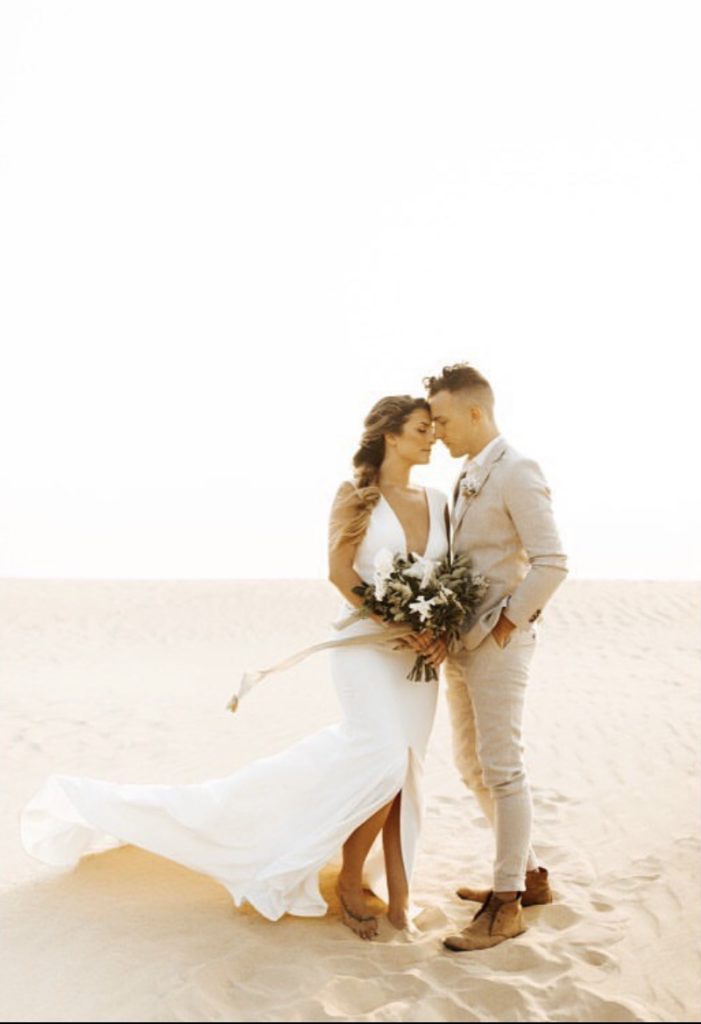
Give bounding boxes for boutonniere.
[459,470,482,498]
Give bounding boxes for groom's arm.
[500,457,568,632]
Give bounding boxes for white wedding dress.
[20,486,449,922]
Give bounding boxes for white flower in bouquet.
[408,594,438,623]
[403,553,436,589]
[373,547,395,577]
[372,546,396,600]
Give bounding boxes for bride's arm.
[327,484,434,658]
[327,482,385,627]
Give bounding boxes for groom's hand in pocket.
[491,610,517,648]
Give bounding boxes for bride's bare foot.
[387,904,409,930]
[336,878,378,940]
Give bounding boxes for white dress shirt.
[460,433,504,473]
[452,434,504,510]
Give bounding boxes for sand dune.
[1,579,699,1022]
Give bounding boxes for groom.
[423,363,568,951]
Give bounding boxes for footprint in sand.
[573,946,616,969]
[413,905,452,930]
[537,903,581,930]
[591,898,614,913]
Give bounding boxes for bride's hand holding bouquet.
[350,547,488,682]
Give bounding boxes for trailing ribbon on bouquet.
[226,614,417,713]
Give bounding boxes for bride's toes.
[355,916,379,940]
[340,901,378,940]
[337,883,378,940]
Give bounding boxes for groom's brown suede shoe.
[443,891,526,951]
[456,866,552,907]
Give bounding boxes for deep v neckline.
[379,487,432,558]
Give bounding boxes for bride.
[20,395,450,940]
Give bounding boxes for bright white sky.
[1,1,699,579]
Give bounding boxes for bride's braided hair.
[330,395,431,550]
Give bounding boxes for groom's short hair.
[423,363,494,409]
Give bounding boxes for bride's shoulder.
[332,480,356,501]
[330,480,355,517]
[330,480,381,516]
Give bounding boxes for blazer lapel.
[452,438,508,537]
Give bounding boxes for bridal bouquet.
[350,548,488,682]
[226,548,488,713]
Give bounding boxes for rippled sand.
[1,579,699,1022]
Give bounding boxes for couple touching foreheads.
[20,362,568,953]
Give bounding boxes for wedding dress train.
[20,486,449,922]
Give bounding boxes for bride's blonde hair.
[330,395,431,550]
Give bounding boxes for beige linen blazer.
[451,438,568,651]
